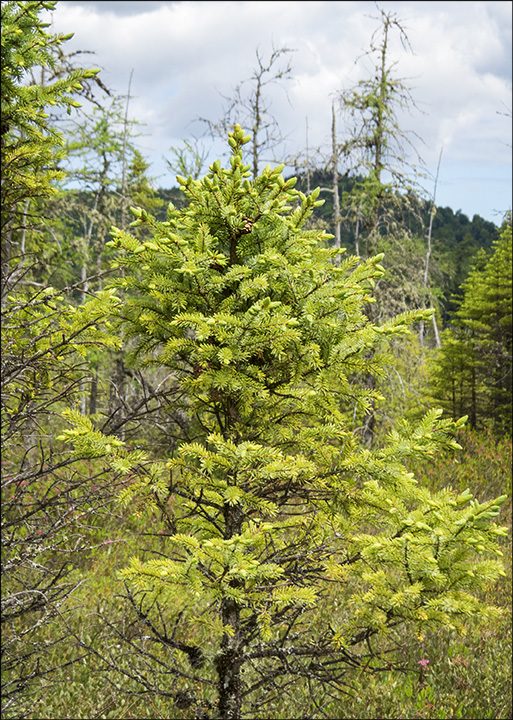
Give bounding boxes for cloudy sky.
[48,1,512,224]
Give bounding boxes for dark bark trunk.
[108,353,126,440]
[89,369,98,416]
[331,103,341,263]
[216,598,242,719]
[215,501,244,718]
[362,374,376,447]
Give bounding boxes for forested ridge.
[2,3,511,720]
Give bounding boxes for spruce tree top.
[107,124,416,450]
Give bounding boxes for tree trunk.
[215,501,244,718]
[470,361,477,429]
[120,70,134,232]
[216,598,242,719]
[108,353,126,440]
[331,103,341,263]
[305,117,311,195]
[362,374,376,447]
[420,148,443,349]
[89,369,98,415]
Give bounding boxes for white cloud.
[46,0,511,221]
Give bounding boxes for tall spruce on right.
[430,216,512,434]
[62,125,508,719]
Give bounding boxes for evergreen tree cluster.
[430,219,512,434]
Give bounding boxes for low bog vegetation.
[23,428,511,720]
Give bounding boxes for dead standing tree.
[336,6,427,256]
[199,45,295,179]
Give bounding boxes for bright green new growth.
[1,1,99,213]
[61,125,507,717]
